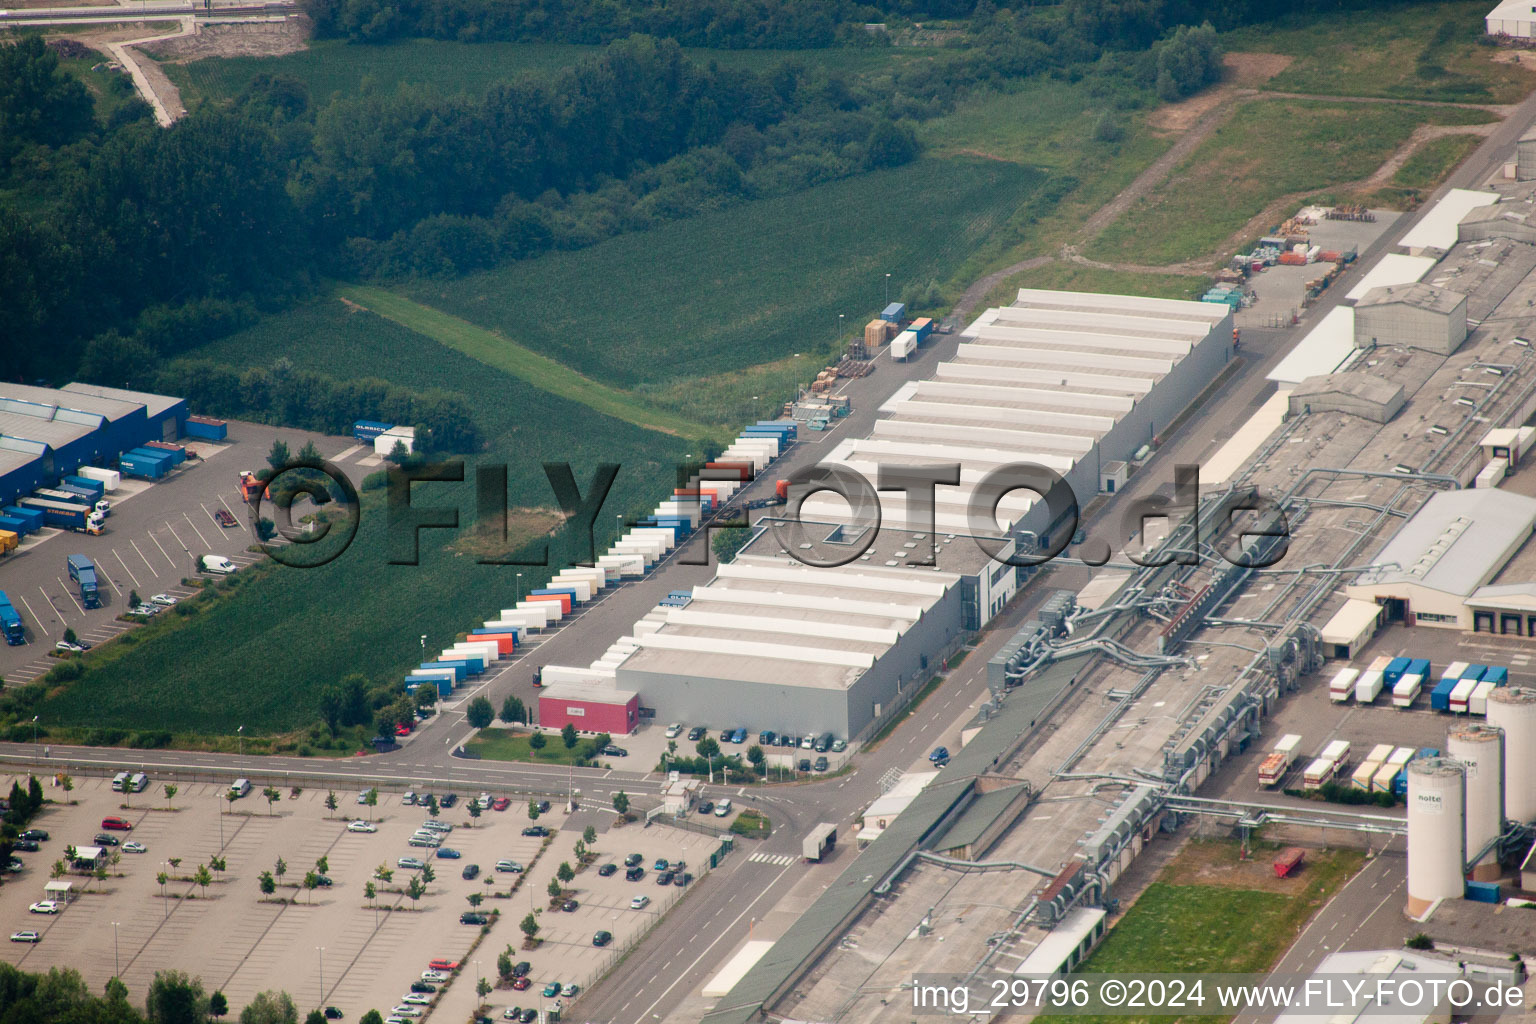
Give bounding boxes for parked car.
[419,971,447,983]
[687,726,705,742]
[18,830,47,842]
[516,1009,536,1023]
[929,746,950,767]
[398,857,426,870]
[714,799,733,817]
[356,790,371,805]
[427,959,461,971]
[630,895,650,910]
[149,594,178,606]
[313,875,333,887]
[324,1008,343,1020]
[778,734,796,748]
[12,839,38,853]
[435,848,461,859]
[597,863,617,877]
[421,820,452,833]
[600,744,628,757]
[758,730,776,746]
[813,756,829,772]
[492,796,510,811]
[460,912,489,925]
[593,930,613,947]
[475,793,492,810]
[510,961,530,978]
[561,899,579,912]
[665,723,682,738]
[94,834,121,847]
[347,820,377,833]
[798,758,812,772]
[409,982,437,994]
[388,1007,421,1019]
[440,793,457,808]
[100,816,132,831]
[535,800,550,814]
[656,871,674,885]
[123,841,147,853]
[521,826,549,838]
[831,738,847,753]
[626,866,645,881]
[730,728,747,744]
[461,864,480,880]
[10,931,40,943]
[407,835,440,849]
[624,853,643,867]
[28,901,61,914]
[130,604,161,616]
[214,508,238,528]
[696,800,714,815]
[561,984,579,998]
[402,792,416,805]
[542,983,562,998]
[673,871,692,887]
[402,994,431,1006]
[800,735,815,750]
[495,860,523,873]
[55,640,85,653]
[653,858,670,872]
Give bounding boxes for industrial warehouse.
[0,382,196,508]
[526,289,1235,743]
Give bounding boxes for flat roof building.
[1287,373,1406,423]
[1353,283,1469,356]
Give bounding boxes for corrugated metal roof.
[1353,489,1536,597]
[1267,306,1358,386]
[1344,253,1436,302]
[933,782,1029,852]
[1355,282,1466,315]
[1398,187,1497,252]
[61,382,183,419]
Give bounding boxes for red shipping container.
[704,461,752,481]
[1273,847,1305,877]
[471,633,517,656]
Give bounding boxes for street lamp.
[237,725,243,759]
[885,272,891,305]
[838,313,845,343]
[317,946,325,1006]
[516,573,522,602]
[112,921,120,978]
[31,715,38,745]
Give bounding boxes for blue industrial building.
[0,383,190,508]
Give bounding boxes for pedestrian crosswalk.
[747,852,797,866]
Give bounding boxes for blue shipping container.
[1465,880,1501,903]
[1430,677,1459,712]
[63,476,105,499]
[1384,657,1410,685]
[1463,664,1488,680]
[1407,658,1431,679]
[128,447,174,465]
[881,302,907,322]
[471,627,522,644]
[3,506,43,532]
[353,420,394,441]
[0,515,26,536]
[119,457,167,481]
[183,418,227,441]
[757,420,798,438]
[1482,666,1509,685]
[419,661,465,682]
[436,657,483,675]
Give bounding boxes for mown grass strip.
[339,285,717,439]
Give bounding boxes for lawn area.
[980,261,1210,309]
[1037,839,1363,1024]
[1393,132,1484,189]
[158,37,939,109]
[339,285,718,439]
[405,156,1041,389]
[465,728,607,766]
[1087,97,1494,267]
[1227,0,1536,103]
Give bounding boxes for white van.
[713,798,732,818]
[129,772,149,793]
[203,556,237,576]
[110,772,129,792]
[228,778,251,799]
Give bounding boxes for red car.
[214,508,238,528]
[511,976,530,991]
[428,958,461,972]
[492,796,510,811]
[396,723,412,737]
[100,817,133,831]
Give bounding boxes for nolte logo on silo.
[1415,792,1444,814]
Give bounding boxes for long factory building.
[537,290,1235,742]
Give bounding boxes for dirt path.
[83,18,194,126]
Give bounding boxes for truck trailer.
[67,554,101,609]
[0,591,24,644]
[17,497,103,534]
[1257,734,1302,787]
[1327,668,1359,703]
[803,823,837,861]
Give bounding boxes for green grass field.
[1227,0,1536,103]
[339,285,717,438]
[980,262,1209,309]
[158,38,941,109]
[1037,841,1362,1024]
[1393,132,1484,189]
[407,156,1041,389]
[466,729,606,765]
[1088,98,1494,266]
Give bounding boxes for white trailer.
[1351,760,1382,791]
[891,331,917,361]
[515,601,561,624]
[803,822,837,861]
[547,578,593,602]
[1303,757,1341,790]
[1391,673,1423,708]
[598,553,647,576]
[1450,677,1479,713]
[1355,669,1385,704]
[1328,667,1359,703]
[1257,733,1303,787]
[75,466,120,491]
[1469,679,1498,716]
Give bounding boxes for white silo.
[1486,687,1536,824]
[1447,725,1503,882]
[1406,757,1465,916]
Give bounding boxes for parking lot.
[0,421,364,687]
[0,770,723,1021]
[604,719,854,781]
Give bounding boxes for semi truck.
[1328,668,1358,703]
[803,822,837,862]
[1257,733,1302,787]
[17,497,103,534]
[0,591,24,644]
[67,554,101,609]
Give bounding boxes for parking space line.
[113,549,142,589]
[163,520,192,563]
[102,567,124,598]
[130,538,160,578]
[182,511,211,549]
[15,592,43,633]
[52,579,85,616]
[201,502,222,529]
[148,529,175,568]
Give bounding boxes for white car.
[664,722,682,738]
[149,593,178,606]
[122,841,148,853]
[401,993,430,1005]
[476,792,492,810]
[420,970,446,983]
[402,791,416,805]
[347,820,377,833]
[714,798,733,817]
[54,640,85,653]
[10,931,40,943]
[630,895,650,910]
[28,901,60,914]
[390,1007,422,1018]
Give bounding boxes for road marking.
[54,579,85,616]
[113,549,142,589]
[102,566,124,598]
[130,538,160,577]
[747,852,796,866]
[183,511,211,549]
[15,593,44,634]
[163,520,192,561]
[148,528,176,568]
